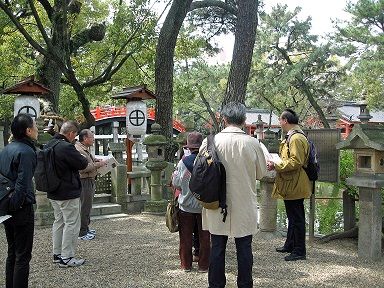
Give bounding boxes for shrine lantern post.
[111,85,157,193]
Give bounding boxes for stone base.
[35,211,54,226]
[121,194,151,213]
[143,199,168,214]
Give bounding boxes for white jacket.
[201,127,267,237]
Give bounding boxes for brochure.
[0,215,12,224]
[95,155,119,176]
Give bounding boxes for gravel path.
[1,214,383,288]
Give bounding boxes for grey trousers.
[79,178,96,237]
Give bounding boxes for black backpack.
[287,130,320,181]
[189,135,227,222]
[34,140,63,192]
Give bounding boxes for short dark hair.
[11,113,34,140]
[78,129,91,142]
[221,102,247,126]
[281,108,299,124]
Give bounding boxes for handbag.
[165,196,180,233]
[0,173,14,216]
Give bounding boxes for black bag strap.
[207,135,227,222]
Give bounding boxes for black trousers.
[284,199,306,256]
[209,234,253,288]
[4,205,35,288]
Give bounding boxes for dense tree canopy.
[332,0,384,109]
[0,0,158,127]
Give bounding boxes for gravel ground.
[1,213,384,288]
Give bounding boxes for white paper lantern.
[14,95,40,118]
[126,100,147,138]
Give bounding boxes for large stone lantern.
[143,123,168,213]
[336,124,384,261]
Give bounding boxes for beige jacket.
[75,141,98,179]
[201,127,267,238]
[272,126,311,200]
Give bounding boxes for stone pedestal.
[257,177,281,239]
[343,190,356,231]
[149,170,163,201]
[111,164,128,203]
[357,187,382,261]
[346,175,384,261]
[34,190,54,226]
[144,167,168,213]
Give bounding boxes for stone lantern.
[336,124,384,261]
[143,123,168,213]
[257,127,281,238]
[2,75,55,226]
[254,114,265,140]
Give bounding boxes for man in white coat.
[201,102,267,288]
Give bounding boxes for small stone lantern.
[254,114,265,140]
[336,124,384,261]
[142,123,168,213]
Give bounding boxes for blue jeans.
[209,234,253,288]
[4,204,34,288]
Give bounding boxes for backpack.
[0,173,14,216]
[34,140,63,192]
[189,135,227,222]
[287,130,319,181]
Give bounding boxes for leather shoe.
[275,246,291,253]
[284,254,306,261]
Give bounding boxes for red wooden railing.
[90,106,185,132]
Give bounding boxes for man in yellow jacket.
[267,108,311,261]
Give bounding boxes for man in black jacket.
[0,113,38,287]
[47,120,88,268]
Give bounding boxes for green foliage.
[247,4,345,123]
[332,0,384,108]
[173,61,229,135]
[338,149,358,197]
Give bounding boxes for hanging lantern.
[14,95,40,118]
[126,100,147,139]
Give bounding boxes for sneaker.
[78,233,95,240]
[88,229,96,235]
[198,269,208,273]
[58,257,85,268]
[53,254,61,264]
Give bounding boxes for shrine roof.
[111,85,157,100]
[2,75,52,95]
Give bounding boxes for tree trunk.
[155,0,193,162]
[223,0,259,106]
[36,57,62,114]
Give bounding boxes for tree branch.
[195,85,220,132]
[189,0,238,16]
[37,0,53,19]
[70,22,106,54]
[27,0,53,50]
[0,1,49,58]
[81,14,146,88]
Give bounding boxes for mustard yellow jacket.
[272,126,311,200]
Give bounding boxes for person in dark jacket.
[46,120,88,268]
[0,113,38,288]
